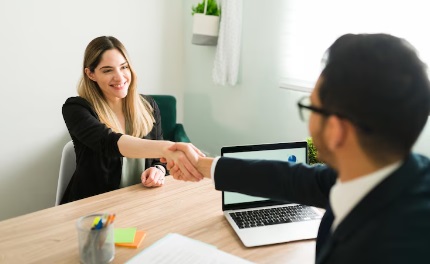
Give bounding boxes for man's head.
[309,34,430,166]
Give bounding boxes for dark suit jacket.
[214,154,430,263]
[61,95,165,204]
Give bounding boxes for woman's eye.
[122,65,129,69]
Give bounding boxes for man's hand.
[161,143,207,181]
[161,143,205,182]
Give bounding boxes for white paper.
[126,233,253,264]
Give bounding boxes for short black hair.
[319,33,430,160]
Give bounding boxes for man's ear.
[84,68,96,82]
[325,116,347,151]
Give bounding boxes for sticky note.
[115,230,146,248]
[114,227,137,243]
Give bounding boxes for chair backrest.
[150,95,177,140]
[55,140,76,206]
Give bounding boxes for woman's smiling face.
[85,48,131,103]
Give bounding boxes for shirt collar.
[329,160,402,230]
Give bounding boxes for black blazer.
[61,95,165,204]
[214,154,430,264]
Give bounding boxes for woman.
[61,36,202,204]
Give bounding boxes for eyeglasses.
[297,96,331,122]
[296,96,372,133]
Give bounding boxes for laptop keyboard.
[229,205,321,229]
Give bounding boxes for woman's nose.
[112,69,124,81]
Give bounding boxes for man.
[167,34,430,263]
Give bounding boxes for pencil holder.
[76,213,115,264]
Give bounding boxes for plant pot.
[192,13,220,46]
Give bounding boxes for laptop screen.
[221,141,308,211]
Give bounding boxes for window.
[280,0,430,92]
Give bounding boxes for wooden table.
[0,177,316,264]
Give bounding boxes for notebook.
[221,141,323,247]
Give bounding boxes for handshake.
[160,143,211,181]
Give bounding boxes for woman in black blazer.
[61,36,203,204]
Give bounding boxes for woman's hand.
[161,143,205,182]
[161,143,206,181]
[141,167,165,187]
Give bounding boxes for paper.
[126,233,254,264]
[114,227,137,243]
[115,230,146,248]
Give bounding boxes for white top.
[120,157,146,188]
[330,161,401,230]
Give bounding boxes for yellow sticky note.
[114,227,137,243]
[115,230,146,248]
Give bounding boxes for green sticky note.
[114,227,137,243]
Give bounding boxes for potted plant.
[191,0,221,46]
[307,137,323,165]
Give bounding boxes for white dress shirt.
[210,156,221,184]
[330,161,401,230]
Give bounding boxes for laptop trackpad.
[233,219,321,247]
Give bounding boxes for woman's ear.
[84,68,96,82]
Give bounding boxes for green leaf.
[307,137,323,165]
[191,0,220,16]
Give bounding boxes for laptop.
[221,141,323,247]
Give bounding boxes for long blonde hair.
[78,36,154,137]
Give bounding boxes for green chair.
[150,95,191,143]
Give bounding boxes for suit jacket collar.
[316,153,421,264]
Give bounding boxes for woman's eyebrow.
[99,65,113,70]
[98,62,128,70]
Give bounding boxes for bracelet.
[154,165,166,175]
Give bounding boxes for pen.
[92,216,101,229]
[106,214,116,227]
[92,217,103,230]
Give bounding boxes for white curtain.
[212,0,243,86]
[280,0,430,92]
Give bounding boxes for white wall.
[183,0,310,157]
[0,0,184,221]
[182,0,430,158]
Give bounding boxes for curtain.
[280,0,430,92]
[212,0,243,86]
